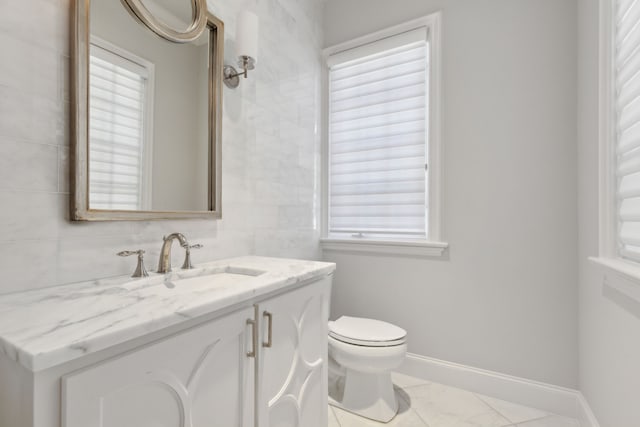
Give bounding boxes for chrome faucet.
[157,233,189,274]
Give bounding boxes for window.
[613,0,640,262]
[593,0,640,295]
[321,14,445,256]
[89,38,154,211]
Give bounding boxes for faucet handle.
[181,244,203,270]
[117,250,149,278]
[117,250,142,257]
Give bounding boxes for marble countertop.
[0,256,335,372]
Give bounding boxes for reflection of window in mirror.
[89,37,154,211]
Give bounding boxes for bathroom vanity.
[0,256,335,427]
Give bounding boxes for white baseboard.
[577,392,602,427]
[398,353,600,427]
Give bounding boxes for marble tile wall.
[0,0,324,294]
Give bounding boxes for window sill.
[320,238,448,258]
[588,257,640,303]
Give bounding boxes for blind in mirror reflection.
[89,41,152,211]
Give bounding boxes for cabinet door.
[63,307,255,427]
[257,278,331,427]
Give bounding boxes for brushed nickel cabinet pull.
[262,311,273,348]
[246,318,257,358]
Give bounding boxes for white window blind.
[89,41,151,211]
[615,0,640,261]
[328,28,429,239]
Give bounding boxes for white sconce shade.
[223,10,259,89]
[236,10,259,66]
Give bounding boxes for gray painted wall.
[323,0,579,388]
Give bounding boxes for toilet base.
[329,370,398,423]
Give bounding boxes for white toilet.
[328,316,407,423]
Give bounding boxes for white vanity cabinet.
[57,276,330,427]
[0,257,334,427]
[62,307,256,427]
[256,278,330,427]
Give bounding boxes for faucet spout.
[157,233,189,274]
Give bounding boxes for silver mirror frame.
[120,0,208,44]
[71,0,224,221]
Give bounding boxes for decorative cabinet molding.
[258,280,329,427]
[63,307,255,427]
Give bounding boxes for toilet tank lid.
[329,316,407,342]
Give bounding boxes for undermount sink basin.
[161,266,266,290]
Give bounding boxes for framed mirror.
[71,0,223,221]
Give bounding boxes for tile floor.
[328,373,581,427]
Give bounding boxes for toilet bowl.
[328,316,407,423]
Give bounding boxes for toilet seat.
[329,316,406,347]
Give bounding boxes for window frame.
[592,0,640,301]
[320,13,447,257]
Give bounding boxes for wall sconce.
[224,11,259,89]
